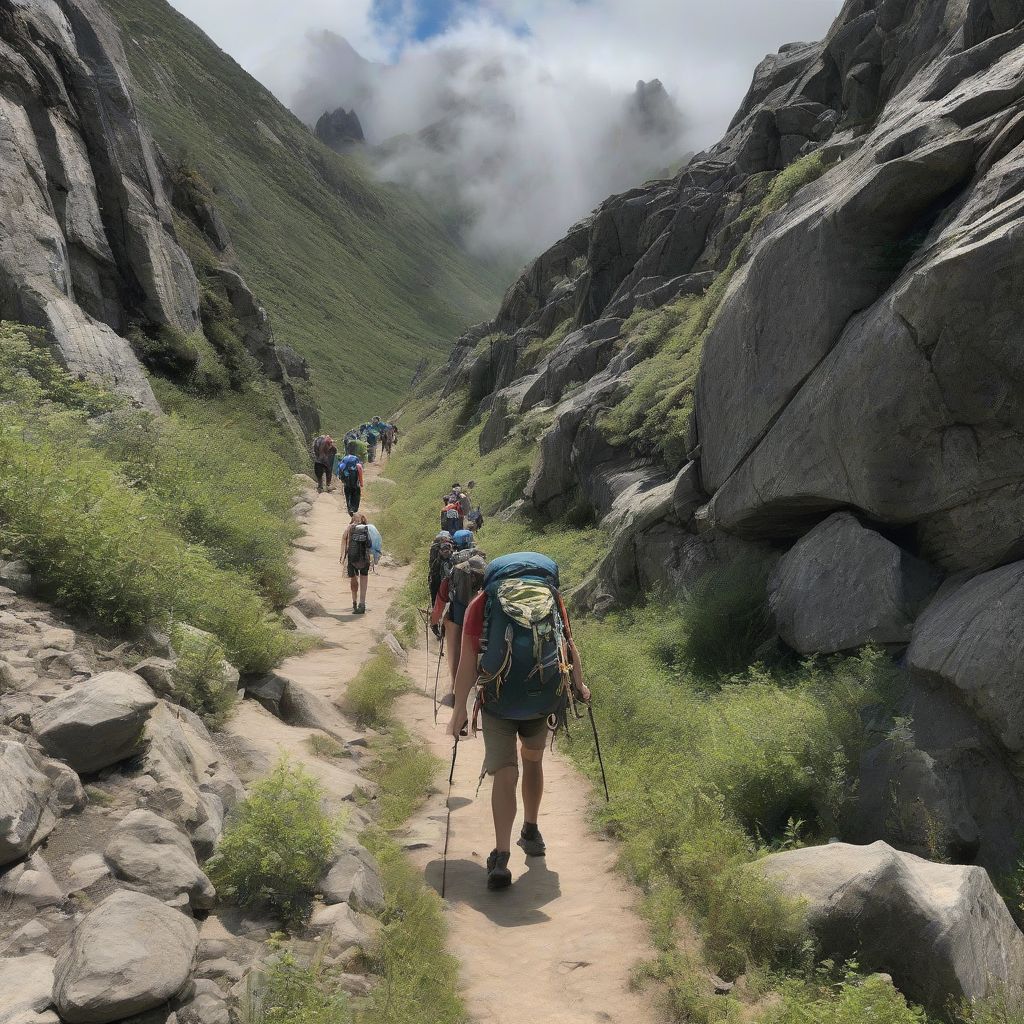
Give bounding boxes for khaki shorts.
[481,711,548,775]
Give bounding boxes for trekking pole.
[441,736,459,899]
[586,702,610,803]
[418,608,430,694]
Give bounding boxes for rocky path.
[277,462,660,1022]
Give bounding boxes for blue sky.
[372,0,459,43]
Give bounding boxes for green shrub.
[305,733,348,760]
[208,759,342,925]
[241,949,351,1024]
[768,968,925,1024]
[957,990,1024,1024]
[679,559,777,682]
[344,649,409,728]
[170,624,238,728]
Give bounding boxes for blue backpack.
[339,455,360,484]
[477,553,569,721]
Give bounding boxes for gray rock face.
[103,809,216,911]
[755,841,1024,1016]
[768,513,941,654]
[308,901,382,956]
[32,671,157,773]
[0,740,57,866]
[908,562,1024,754]
[52,889,199,1024]
[0,851,63,909]
[0,0,208,409]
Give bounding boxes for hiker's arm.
[448,633,477,736]
[568,637,591,703]
[340,528,349,565]
[430,579,448,626]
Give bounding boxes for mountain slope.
[102,0,506,427]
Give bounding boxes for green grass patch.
[0,326,296,674]
[305,733,350,761]
[208,758,342,926]
[104,0,506,429]
[240,948,352,1024]
[344,649,411,728]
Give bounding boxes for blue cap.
[453,530,474,550]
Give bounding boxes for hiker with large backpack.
[337,453,364,514]
[431,530,487,707]
[428,531,455,611]
[446,552,590,890]
[311,434,337,493]
[440,498,464,535]
[340,513,382,615]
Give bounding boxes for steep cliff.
[423,0,1024,874]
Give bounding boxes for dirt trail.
[222,459,660,1023]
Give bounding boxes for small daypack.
[441,504,463,534]
[477,553,569,721]
[448,550,488,607]
[339,455,360,484]
[467,508,484,531]
[348,525,371,569]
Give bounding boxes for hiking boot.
[357,604,366,615]
[439,692,456,709]
[316,485,323,493]
[486,849,512,890]
[352,602,359,614]
[517,823,546,858]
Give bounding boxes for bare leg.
[359,574,369,606]
[521,745,545,825]
[492,766,519,853]
[443,619,461,689]
[349,575,358,604]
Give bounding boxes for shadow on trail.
[423,857,562,927]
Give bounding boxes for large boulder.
[32,671,157,773]
[52,889,199,1023]
[103,809,216,911]
[754,841,1024,1015]
[319,847,385,913]
[768,513,941,654]
[0,739,56,866]
[0,851,63,909]
[908,561,1024,753]
[0,952,57,1024]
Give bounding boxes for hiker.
[340,512,382,614]
[457,487,472,518]
[312,434,337,493]
[381,423,394,457]
[428,531,455,611]
[441,497,464,535]
[365,417,382,463]
[431,530,486,708]
[447,552,590,891]
[338,452,364,514]
[344,429,360,456]
[467,506,485,534]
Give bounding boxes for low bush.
[768,967,925,1024]
[207,759,342,925]
[170,624,237,728]
[678,560,777,681]
[241,949,351,1024]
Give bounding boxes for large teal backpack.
[477,553,569,721]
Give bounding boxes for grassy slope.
[103,0,506,429]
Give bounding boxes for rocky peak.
[315,106,365,151]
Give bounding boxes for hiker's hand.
[431,623,442,640]
[575,681,592,704]
[447,709,468,738]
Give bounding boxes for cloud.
[169,0,842,258]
